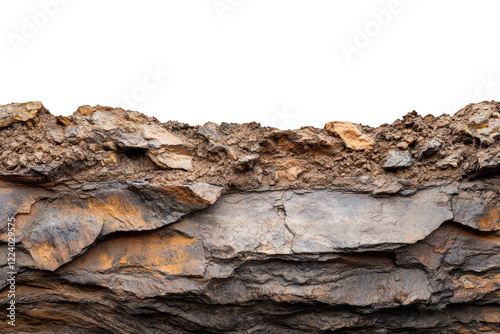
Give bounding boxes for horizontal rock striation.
[0,101,499,333]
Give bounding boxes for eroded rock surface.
[0,102,44,129]
[325,121,374,150]
[0,101,499,333]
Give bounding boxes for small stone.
[56,116,71,126]
[234,155,259,172]
[358,175,372,184]
[198,122,222,141]
[147,149,193,171]
[101,152,119,165]
[477,149,500,175]
[19,155,28,167]
[103,141,117,151]
[436,154,460,169]
[325,121,373,151]
[41,153,52,164]
[418,139,442,160]
[89,144,102,152]
[276,166,307,181]
[383,150,412,170]
[47,128,65,144]
[372,176,403,195]
[434,116,451,128]
[226,147,239,160]
[397,141,409,150]
[34,151,44,162]
[461,103,500,146]
[285,166,307,180]
[5,157,19,170]
[30,163,62,177]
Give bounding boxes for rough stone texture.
[325,121,374,150]
[0,102,44,129]
[2,181,223,271]
[418,138,441,160]
[0,101,499,333]
[460,102,500,145]
[478,148,500,175]
[64,105,194,171]
[383,150,412,169]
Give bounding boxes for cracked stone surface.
[383,150,413,170]
[0,101,498,333]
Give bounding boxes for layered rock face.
[0,101,499,333]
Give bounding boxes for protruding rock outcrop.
[325,120,374,150]
[0,101,498,333]
[0,102,44,129]
[3,181,223,271]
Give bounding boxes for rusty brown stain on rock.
[56,115,71,126]
[20,182,222,271]
[61,231,205,276]
[476,205,500,231]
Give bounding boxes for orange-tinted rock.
[2,181,223,271]
[0,101,44,129]
[56,115,71,126]
[459,102,500,146]
[452,190,500,231]
[325,121,374,150]
[62,231,205,277]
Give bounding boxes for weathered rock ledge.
[0,101,498,333]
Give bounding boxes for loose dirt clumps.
[0,101,498,192]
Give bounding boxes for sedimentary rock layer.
[0,101,498,333]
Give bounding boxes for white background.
[1,0,500,129]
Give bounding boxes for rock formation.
[0,101,498,333]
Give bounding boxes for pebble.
[383,150,412,170]
[418,139,441,160]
